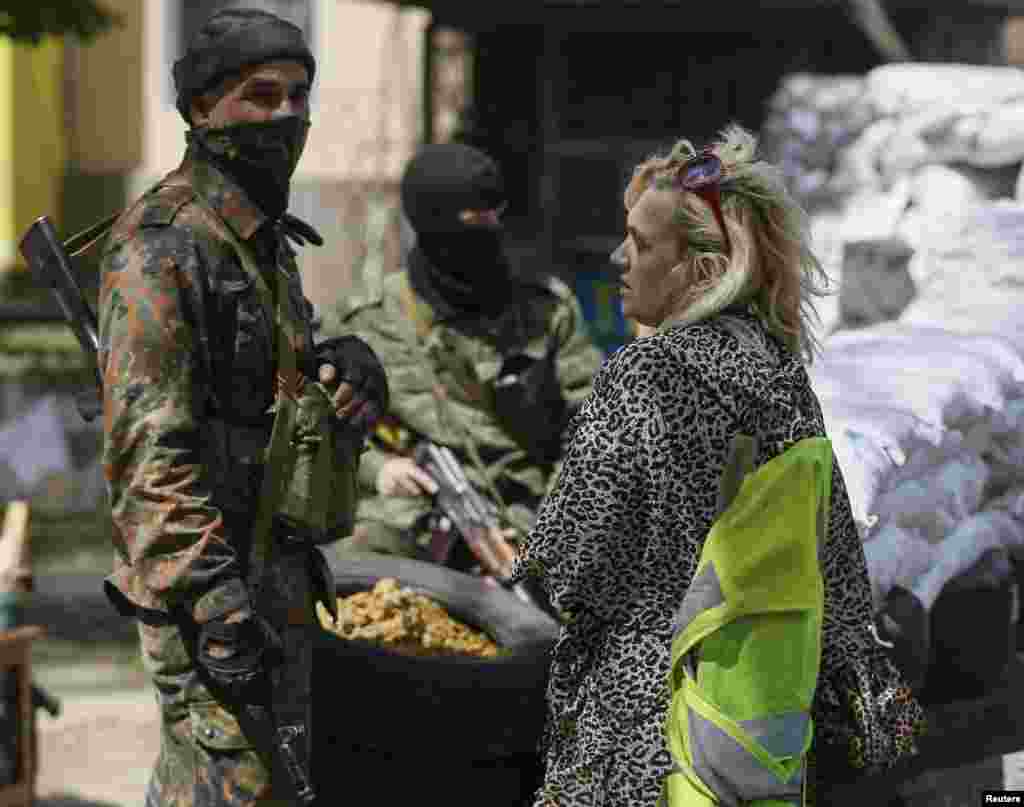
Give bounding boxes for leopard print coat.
[512,307,927,806]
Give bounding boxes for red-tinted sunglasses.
[674,150,732,258]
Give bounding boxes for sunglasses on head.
[673,150,732,258]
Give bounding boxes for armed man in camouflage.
[97,9,388,806]
[323,144,604,566]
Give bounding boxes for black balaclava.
[173,8,315,220]
[401,144,515,318]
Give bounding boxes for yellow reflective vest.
[663,435,833,807]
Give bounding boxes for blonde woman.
[511,125,926,806]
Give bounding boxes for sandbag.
[863,523,939,609]
[912,511,1024,611]
[865,63,1024,119]
[874,452,990,544]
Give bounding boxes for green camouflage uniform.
[98,148,346,806]
[321,269,604,558]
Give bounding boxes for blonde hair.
[623,123,832,363]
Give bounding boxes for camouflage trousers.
[139,549,320,807]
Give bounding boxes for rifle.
[18,216,103,422]
[412,441,540,609]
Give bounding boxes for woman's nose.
[610,242,628,271]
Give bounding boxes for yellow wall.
[0,36,64,273]
[72,0,143,173]
[0,41,14,269]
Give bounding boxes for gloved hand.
[313,335,390,434]
[192,581,283,705]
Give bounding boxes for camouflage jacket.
[98,151,339,618]
[320,270,604,536]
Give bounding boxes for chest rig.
[174,187,356,548]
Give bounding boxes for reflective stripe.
[688,704,805,806]
[739,712,811,760]
[673,559,725,636]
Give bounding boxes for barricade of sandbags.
[765,63,1024,700]
[809,322,1024,611]
[764,64,1024,340]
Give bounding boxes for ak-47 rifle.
[18,217,103,421]
[412,440,541,609]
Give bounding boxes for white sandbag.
[874,451,990,544]
[876,103,1024,175]
[912,511,1024,611]
[815,398,944,465]
[863,524,939,609]
[866,64,1024,119]
[832,118,899,194]
[897,165,985,252]
[901,293,1024,365]
[809,348,1004,430]
[837,180,912,243]
[825,324,1024,397]
[820,414,895,530]
[969,101,1024,168]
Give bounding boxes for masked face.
[188,60,311,218]
[190,114,309,216]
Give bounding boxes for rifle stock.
[18,216,103,421]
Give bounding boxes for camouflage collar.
[170,154,268,241]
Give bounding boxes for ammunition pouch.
[205,382,359,546]
[272,380,360,544]
[493,346,567,465]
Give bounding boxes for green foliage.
[0,321,91,377]
[26,506,113,573]
[0,1,121,45]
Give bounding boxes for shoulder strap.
[180,189,311,576]
[64,210,123,257]
[715,434,760,518]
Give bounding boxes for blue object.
[573,269,629,356]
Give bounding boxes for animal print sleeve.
[511,341,674,623]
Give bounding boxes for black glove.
[191,579,283,705]
[313,335,390,433]
[196,611,284,705]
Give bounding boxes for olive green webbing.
[183,190,330,572]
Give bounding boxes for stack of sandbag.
[764,63,1024,698]
[807,323,1024,613]
[759,73,875,208]
[764,64,1024,214]
[762,64,1024,342]
[902,201,1024,356]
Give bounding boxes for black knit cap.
[400,144,507,234]
[173,7,315,124]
